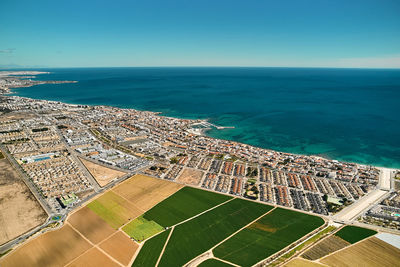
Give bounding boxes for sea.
[9,67,400,168]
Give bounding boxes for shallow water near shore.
[9,67,400,168]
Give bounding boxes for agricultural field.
[132,229,171,267]
[68,207,116,244]
[0,156,47,245]
[122,215,164,241]
[87,190,142,229]
[65,247,119,267]
[1,174,184,267]
[88,174,183,229]
[158,198,273,267]
[0,207,141,267]
[176,168,204,186]
[284,258,325,267]
[80,158,126,187]
[0,224,92,267]
[99,231,139,266]
[123,186,231,241]
[213,208,325,267]
[198,258,234,267]
[112,174,183,211]
[334,225,377,244]
[321,237,400,267]
[301,235,350,260]
[143,186,232,227]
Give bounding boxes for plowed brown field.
[0,224,91,267]
[99,231,139,265]
[112,174,183,211]
[284,258,325,267]
[321,237,400,267]
[302,235,350,260]
[65,247,120,267]
[68,207,116,244]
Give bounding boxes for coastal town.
[0,72,399,258]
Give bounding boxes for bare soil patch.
[302,235,350,260]
[80,158,126,187]
[99,231,139,265]
[0,158,47,245]
[0,224,91,267]
[177,168,204,186]
[0,112,36,121]
[68,206,116,244]
[321,236,400,267]
[247,221,277,233]
[112,174,183,211]
[66,247,120,267]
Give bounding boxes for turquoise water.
[10,67,400,168]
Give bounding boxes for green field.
[158,198,273,267]
[213,208,325,267]
[198,259,234,267]
[132,229,170,267]
[143,186,232,227]
[334,225,377,244]
[87,191,133,229]
[122,216,164,241]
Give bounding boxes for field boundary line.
[155,226,175,267]
[66,222,124,267]
[317,235,376,262]
[212,207,276,251]
[252,220,328,267]
[171,196,236,229]
[63,245,97,267]
[184,207,276,267]
[127,242,144,267]
[296,224,345,260]
[118,209,147,231]
[109,188,147,214]
[97,230,120,246]
[213,256,241,267]
[0,223,69,263]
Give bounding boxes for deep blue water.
[9,67,400,168]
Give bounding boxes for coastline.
[1,70,399,170]
[2,92,397,172]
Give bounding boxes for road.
[0,213,65,254]
[0,130,146,254]
[53,126,101,192]
[0,144,53,215]
[333,167,395,222]
[333,189,389,222]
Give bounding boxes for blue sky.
[1,0,399,68]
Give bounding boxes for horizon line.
[1,65,400,70]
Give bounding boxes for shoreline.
[4,93,398,171]
[1,71,399,170]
